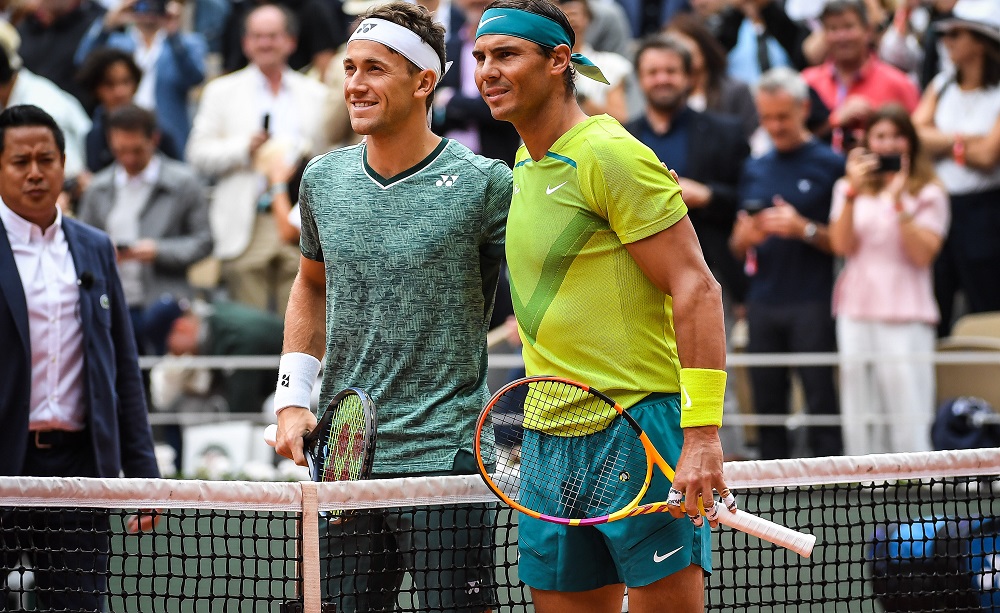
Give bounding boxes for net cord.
[0,448,996,510]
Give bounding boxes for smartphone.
[743,199,771,215]
[262,113,270,134]
[877,154,902,173]
[132,0,166,14]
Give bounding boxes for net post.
[299,481,322,613]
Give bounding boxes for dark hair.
[0,43,14,84]
[485,0,577,98]
[819,0,868,27]
[361,1,447,109]
[107,104,159,138]
[956,31,1000,89]
[244,3,301,39]
[76,47,143,96]
[666,13,727,87]
[0,105,66,157]
[634,34,692,75]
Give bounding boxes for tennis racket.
[265,387,378,486]
[474,376,816,558]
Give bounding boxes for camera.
[876,154,902,173]
[132,0,166,15]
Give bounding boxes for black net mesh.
[1,471,998,612]
[1,508,299,612]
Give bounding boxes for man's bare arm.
[623,215,729,524]
[275,256,327,465]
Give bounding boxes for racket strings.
[481,379,648,520]
[321,395,368,483]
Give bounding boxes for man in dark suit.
[626,34,750,307]
[0,104,159,610]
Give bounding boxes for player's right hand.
[275,406,316,466]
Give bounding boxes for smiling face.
[343,39,429,136]
[0,125,65,228]
[821,9,870,69]
[243,6,297,73]
[636,47,690,114]
[473,34,563,125]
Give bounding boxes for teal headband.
[475,7,609,84]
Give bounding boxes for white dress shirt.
[254,66,304,164]
[109,156,160,306]
[132,28,166,112]
[0,205,86,431]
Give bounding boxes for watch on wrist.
[802,221,818,243]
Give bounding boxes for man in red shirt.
[803,0,919,151]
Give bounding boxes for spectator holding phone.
[730,67,844,460]
[75,0,207,155]
[829,104,949,456]
[77,105,213,354]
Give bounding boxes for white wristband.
[273,352,321,415]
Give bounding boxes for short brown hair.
[107,104,159,139]
[360,1,446,109]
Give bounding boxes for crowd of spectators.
[2,0,998,462]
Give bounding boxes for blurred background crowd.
[2,0,998,473]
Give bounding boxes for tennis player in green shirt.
[273,3,511,610]
[474,1,731,611]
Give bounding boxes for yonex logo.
[466,581,480,594]
[357,22,378,33]
[436,174,459,187]
[280,374,291,388]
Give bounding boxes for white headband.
[348,18,449,82]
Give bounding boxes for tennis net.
[0,448,997,612]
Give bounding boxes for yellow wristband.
[679,368,727,428]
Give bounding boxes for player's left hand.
[668,425,729,529]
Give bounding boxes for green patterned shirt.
[298,138,512,474]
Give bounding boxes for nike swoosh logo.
[477,15,505,29]
[546,181,568,195]
[653,546,684,563]
[682,386,692,408]
[512,184,520,195]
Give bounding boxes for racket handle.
[264,424,277,447]
[714,505,816,558]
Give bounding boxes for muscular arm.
[623,215,728,522]
[275,256,327,465]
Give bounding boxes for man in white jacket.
[187,4,329,315]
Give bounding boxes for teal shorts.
[517,393,712,591]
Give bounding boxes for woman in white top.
[912,0,1000,335]
[829,104,949,455]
